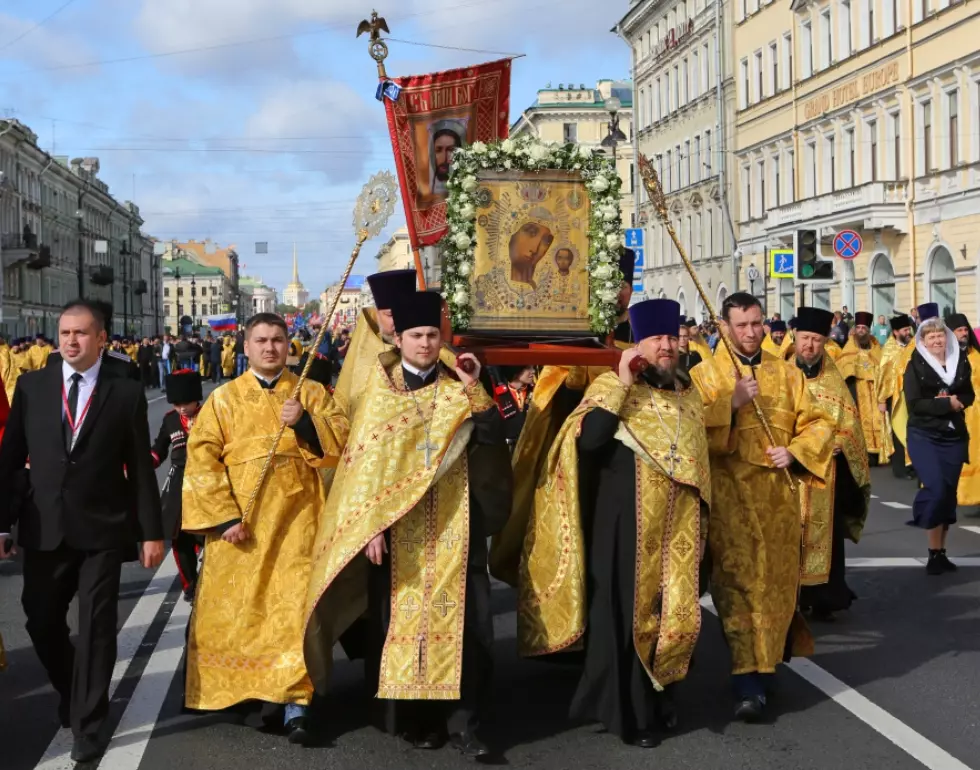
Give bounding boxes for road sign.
[833,229,862,260]
[770,248,795,279]
[631,247,644,292]
[746,265,760,283]
[624,228,644,249]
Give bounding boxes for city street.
[2,406,978,769]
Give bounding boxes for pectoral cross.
[417,437,438,468]
[666,443,678,476]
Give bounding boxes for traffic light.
[794,229,834,281]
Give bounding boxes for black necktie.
[64,372,81,452]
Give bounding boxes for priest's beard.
[641,362,678,388]
[798,352,823,368]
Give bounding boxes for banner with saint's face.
[383,59,512,248]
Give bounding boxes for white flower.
[453,289,470,305]
[597,288,618,302]
[606,234,621,249]
[459,261,473,277]
[573,163,582,170]
[594,263,614,279]
[504,159,513,169]
[453,232,472,250]
[459,204,476,220]
[501,138,515,153]
[590,175,610,193]
[461,175,478,192]
[471,142,488,154]
[529,144,550,162]
[595,250,612,263]
[489,151,498,159]
[578,145,593,160]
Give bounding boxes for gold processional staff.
[636,153,796,492]
[239,171,401,529]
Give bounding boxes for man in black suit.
[0,299,164,762]
[45,300,141,382]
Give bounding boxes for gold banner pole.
[636,154,796,492]
[240,171,400,527]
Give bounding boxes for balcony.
[763,181,908,235]
[26,245,52,270]
[1,232,40,268]
[133,279,148,295]
[90,265,115,285]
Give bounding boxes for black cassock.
[365,365,510,739]
[569,376,687,741]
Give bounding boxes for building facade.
[617,0,739,319]
[0,118,162,338]
[733,0,978,321]
[239,275,278,316]
[320,275,366,331]
[161,253,235,335]
[376,227,416,273]
[282,245,309,308]
[511,80,636,228]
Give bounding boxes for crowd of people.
[0,262,976,763]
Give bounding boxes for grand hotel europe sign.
[801,60,901,121]
[653,20,696,59]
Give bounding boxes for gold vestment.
[707,347,833,674]
[0,346,16,404]
[825,339,842,362]
[798,356,871,585]
[518,372,708,689]
[220,339,235,377]
[878,338,915,462]
[182,370,341,710]
[26,344,51,371]
[304,355,495,700]
[958,347,980,505]
[762,334,794,361]
[836,337,891,458]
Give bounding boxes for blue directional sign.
[770,248,795,279]
[631,247,644,292]
[624,228,644,249]
[833,229,862,260]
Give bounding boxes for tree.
[276,303,299,315]
[301,300,321,317]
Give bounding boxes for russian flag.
[208,314,237,332]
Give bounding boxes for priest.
[518,299,709,748]
[304,291,509,758]
[947,313,980,506]
[182,312,343,745]
[837,311,891,464]
[879,314,916,479]
[792,308,871,621]
[678,317,703,374]
[707,292,833,722]
[761,319,793,359]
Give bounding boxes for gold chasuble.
[761,335,794,361]
[707,348,833,674]
[332,307,387,418]
[304,354,495,700]
[518,373,708,688]
[220,339,235,377]
[878,338,915,461]
[182,370,341,711]
[824,338,842,362]
[798,357,871,586]
[836,337,891,459]
[958,347,980,505]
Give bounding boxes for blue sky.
[0,0,628,296]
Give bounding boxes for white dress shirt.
[63,356,102,448]
[402,360,437,380]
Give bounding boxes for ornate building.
[282,245,309,308]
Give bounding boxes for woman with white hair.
[903,302,976,575]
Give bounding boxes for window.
[775,154,781,206]
[703,42,711,88]
[666,75,672,114]
[801,21,813,78]
[694,135,702,181]
[841,1,852,57]
[783,33,793,88]
[742,165,752,220]
[163,304,170,317]
[928,246,958,316]
[706,209,714,255]
[741,0,748,20]
[870,254,896,317]
[692,50,700,99]
[806,141,817,196]
[705,129,712,173]
[676,144,682,188]
[770,42,779,94]
[869,120,879,181]
[666,149,673,190]
[820,9,832,69]
[639,88,646,127]
[845,127,856,186]
[922,99,933,173]
[163,287,170,297]
[949,90,959,166]
[892,110,902,177]
[740,58,749,108]
[694,211,702,258]
[828,134,837,190]
[754,50,764,101]
[685,140,692,185]
[758,159,766,213]
[563,123,578,142]
[673,66,680,108]
[788,148,796,201]
[682,59,689,105]
[869,0,877,43]
[895,0,903,30]
[655,78,662,121]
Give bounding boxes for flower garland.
[440,134,625,334]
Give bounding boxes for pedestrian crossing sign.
[769,248,795,279]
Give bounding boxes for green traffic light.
[802,264,815,278]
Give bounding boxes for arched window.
[677,288,688,317]
[928,246,957,317]
[716,284,728,310]
[870,253,896,319]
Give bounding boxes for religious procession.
[2,11,979,770]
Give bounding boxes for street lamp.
[75,206,85,298]
[175,267,182,332]
[191,275,197,327]
[600,95,628,154]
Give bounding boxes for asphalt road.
[2,407,979,769]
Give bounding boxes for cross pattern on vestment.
[433,591,457,617]
[439,527,461,551]
[400,595,421,620]
[417,438,438,468]
[398,528,423,554]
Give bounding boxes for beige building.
[733,0,978,321]
[282,245,309,308]
[617,0,740,317]
[511,80,636,228]
[375,227,415,273]
[160,243,237,334]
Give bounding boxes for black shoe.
[58,698,70,729]
[183,586,196,603]
[286,717,312,746]
[450,732,490,757]
[654,691,678,731]
[809,607,836,622]
[627,730,659,749]
[71,735,106,763]
[939,550,958,572]
[926,552,945,576]
[734,695,765,722]
[414,730,446,750]
[259,703,285,731]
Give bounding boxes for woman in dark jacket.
[903,303,975,575]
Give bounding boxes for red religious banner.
[383,58,512,247]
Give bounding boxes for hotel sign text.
[802,61,901,121]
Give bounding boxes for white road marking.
[960,525,980,537]
[871,494,880,499]
[96,593,192,769]
[700,597,972,770]
[33,559,179,770]
[881,501,913,510]
[846,557,980,568]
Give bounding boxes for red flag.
[383,59,512,248]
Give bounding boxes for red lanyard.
[62,381,96,440]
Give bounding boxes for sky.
[0,0,629,297]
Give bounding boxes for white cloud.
[0,13,99,74]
